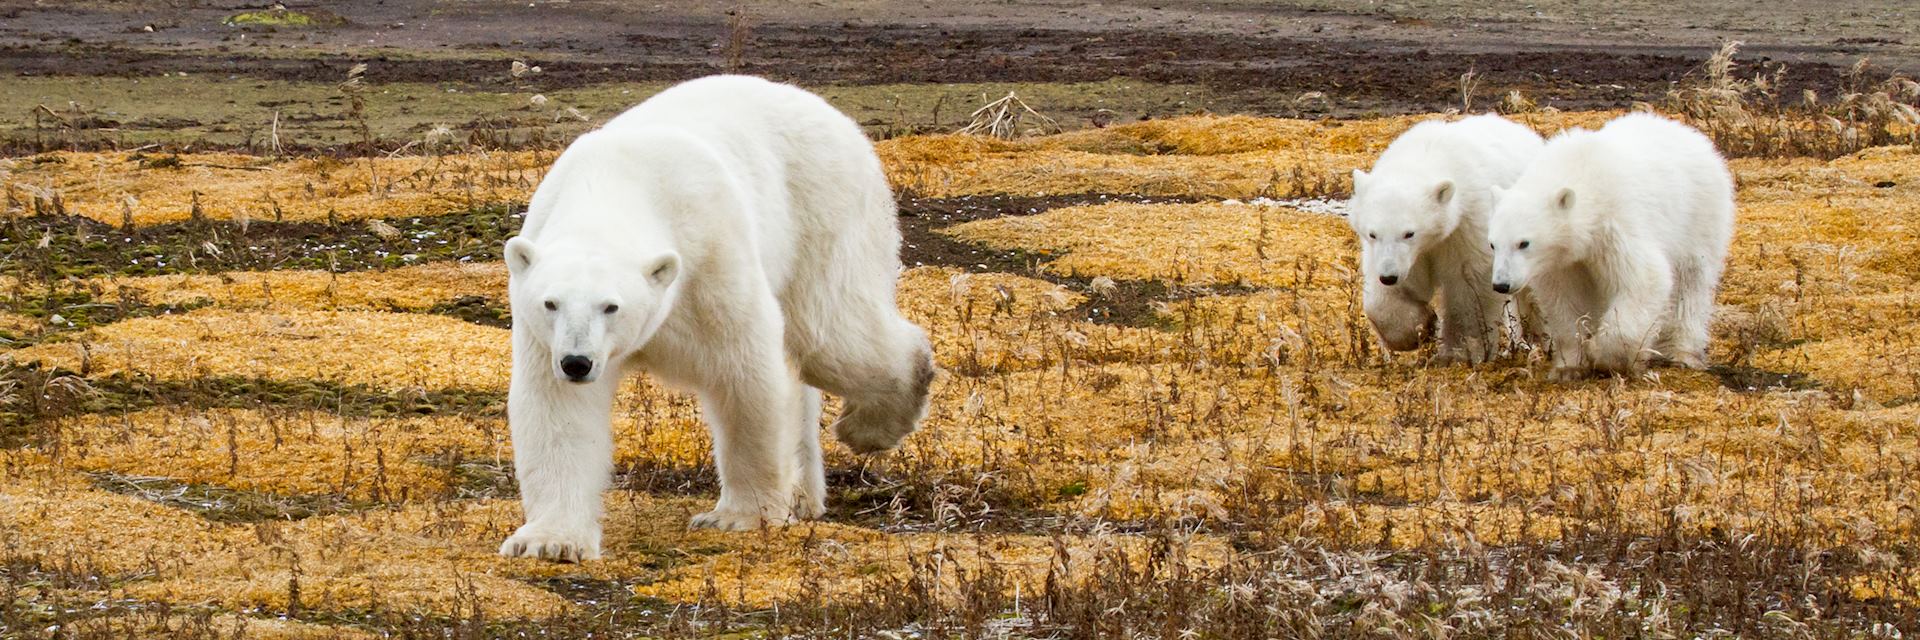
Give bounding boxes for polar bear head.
[1485,184,1580,295]
[1362,281,1436,351]
[1348,170,1460,288]
[505,237,682,384]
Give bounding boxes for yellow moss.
[57,407,508,502]
[103,262,507,312]
[127,498,571,619]
[946,201,1356,288]
[618,512,1229,608]
[8,308,510,390]
[0,310,40,338]
[1,151,547,226]
[54,614,375,640]
[894,266,1166,374]
[878,111,1619,199]
[0,469,250,574]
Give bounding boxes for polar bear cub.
[1349,114,1544,363]
[1487,112,1735,379]
[498,76,935,561]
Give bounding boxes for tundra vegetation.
[1,41,1918,638]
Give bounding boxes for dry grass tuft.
[1668,41,1920,158]
[956,92,1060,140]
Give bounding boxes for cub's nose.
[1492,282,1512,294]
[1378,274,1399,286]
[560,355,594,381]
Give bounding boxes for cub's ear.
[645,252,681,289]
[1351,169,1370,191]
[1487,185,1506,203]
[505,236,537,274]
[1433,180,1455,205]
[1554,187,1576,212]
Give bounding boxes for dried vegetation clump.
[1667,41,1920,159]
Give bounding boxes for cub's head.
[505,236,681,384]
[1363,282,1436,352]
[1486,185,1577,295]
[1348,170,1460,288]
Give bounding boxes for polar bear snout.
[559,355,596,383]
[1378,274,1400,286]
[1492,282,1512,295]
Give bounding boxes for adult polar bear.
[1349,114,1544,363]
[499,76,934,561]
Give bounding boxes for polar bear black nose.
[1492,282,1512,294]
[560,355,594,380]
[1378,274,1399,286]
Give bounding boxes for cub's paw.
[499,524,601,563]
[690,504,792,531]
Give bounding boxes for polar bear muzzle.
[559,355,595,382]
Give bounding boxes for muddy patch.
[1707,364,1817,393]
[88,472,369,523]
[0,203,522,280]
[0,362,505,448]
[0,284,210,348]
[0,26,1871,119]
[424,295,512,329]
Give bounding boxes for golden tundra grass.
[2,112,1919,635]
[1,150,548,225]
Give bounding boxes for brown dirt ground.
[2,0,1911,119]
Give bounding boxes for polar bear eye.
[603,304,619,314]
[1367,232,1377,240]
[543,300,557,311]
[1402,231,1414,239]
[1518,240,1531,250]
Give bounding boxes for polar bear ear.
[1432,180,1455,205]
[505,237,537,274]
[1351,169,1369,191]
[645,252,681,289]
[1553,188,1576,212]
[1487,185,1506,203]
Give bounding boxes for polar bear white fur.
[1349,114,1544,363]
[1487,112,1735,380]
[498,76,935,561]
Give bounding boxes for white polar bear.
[1349,114,1544,363]
[498,76,935,561]
[1487,112,1735,380]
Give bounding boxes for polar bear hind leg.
[798,315,935,455]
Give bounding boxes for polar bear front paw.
[792,493,827,521]
[690,504,792,531]
[499,524,602,562]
